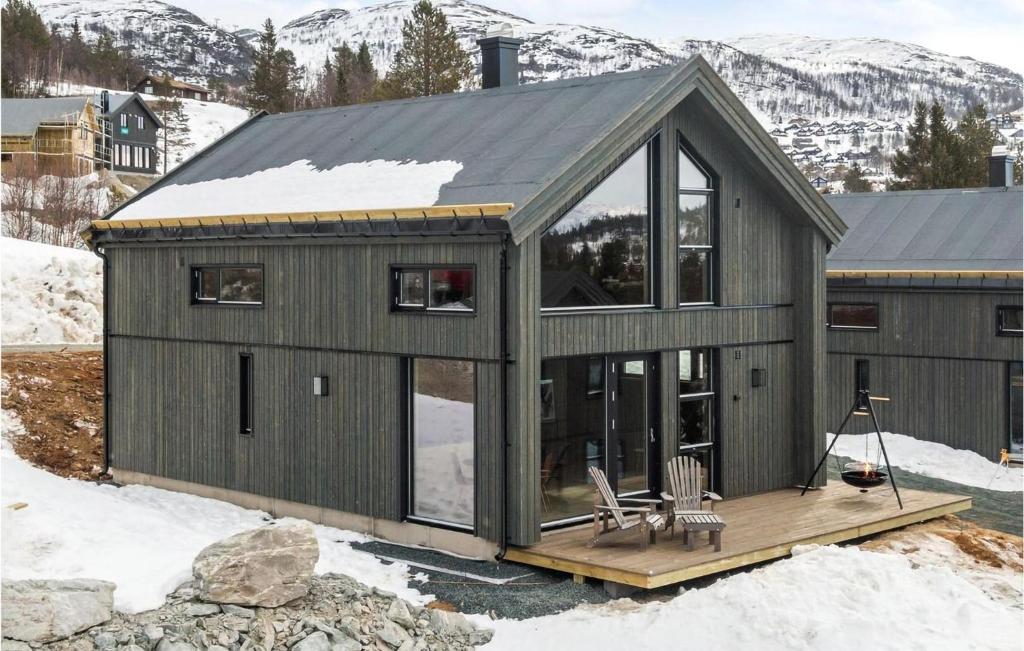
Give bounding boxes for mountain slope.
[37,0,252,84]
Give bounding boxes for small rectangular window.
[137,116,144,130]
[120,114,127,128]
[997,306,1022,336]
[239,353,253,435]
[393,266,474,313]
[191,266,263,305]
[143,147,150,169]
[827,303,878,330]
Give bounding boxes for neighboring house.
[810,176,829,189]
[84,45,846,559]
[825,156,1023,459]
[96,91,163,175]
[0,96,101,175]
[135,74,211,102]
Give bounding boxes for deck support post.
[602,580,639,598]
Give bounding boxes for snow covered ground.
[481,543,1020,650]
[0,237,103,345]
[0,412,426,613]
[830,431,1023,492]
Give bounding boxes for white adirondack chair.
[661,456,723,540]
[588,466,666,551]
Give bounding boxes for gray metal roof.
[825,186,1024,271]
[1,97,90,136]
[104,57,846,245]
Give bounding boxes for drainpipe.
[92,243,111,475]
[495,232,510,560]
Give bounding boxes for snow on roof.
[110,159,465,220]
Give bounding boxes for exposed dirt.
[863,515,1023,572]
[1,350,105,479]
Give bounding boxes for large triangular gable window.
[678,140,714,305]
[540,136,658,310]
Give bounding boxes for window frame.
[137,115,145,130]
[390,264,477,315]
[677,134,717,307]
[677,348,717,492]
[997,305,1022,337]
[238,353,253,436]
[119,114,127,128]
[190,264,265,307]
[826,302,879,331]
[540,134,660,313]
[403,357,477,533]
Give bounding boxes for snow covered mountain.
[36,0,252,84]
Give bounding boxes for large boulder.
[192,522,318,607]
[1,579,115,642]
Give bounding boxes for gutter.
[496,232,511,560]
[92,244,111,475]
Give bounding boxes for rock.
[123,646,146,651]
[1,640,33,651]
[68,640,95,651]
[193,523,318,608]
[428,610,474,637]
[155,640,197,651]
[331,636,361,651]
[290,631,329,651]
[221,615,251,631]
[185,604,221,617]
[1,579,115,643]
[217,630,240,647]
[375,621,410,650]
[207,647,230,651]
[143,625,165,644]
[386,601,415,630]
[221,605,255,619]
[92,632,117,649]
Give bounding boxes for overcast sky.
[176,0,1023,72]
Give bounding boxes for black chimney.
[988,148,1017,187]
[478,26,523,89]
[100,89,109,115]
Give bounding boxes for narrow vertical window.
[855,359,870,394]
[120,114,127,128]
[239,353,253,435]
[137,116,144,130]
[678,141,714,305]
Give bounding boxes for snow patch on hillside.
[829,431,1023,492]
[0,237,103,345]
[112,159,464,219]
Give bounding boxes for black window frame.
[238,352,253,436]
[539,133,660,313]
[390,264,477,315]
[403,357,478,533]
[826,302,879,331]
[677,133,718,307]
[677,348,718,492]
[997,305,1022,337]
[855,359,870,393]
[190,264,264,307]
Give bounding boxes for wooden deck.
[505,483,971,589]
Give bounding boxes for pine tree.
[246,19,288,114]
[152,97,192,172]
[1,0,51,96]
[890,101,930,190]
[842,163,872,193]
[927,102,956,188]
[332,42,355,106]
[952,104,996,188]
[377,1,472,100]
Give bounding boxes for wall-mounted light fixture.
[751,368,766,388]
[313,376,329,397]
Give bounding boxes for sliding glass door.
[1011,362,1022,456]
[540,354,655,525]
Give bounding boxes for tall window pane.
[220,268,264,303]
[679,348,714,489]
[678,144,714,305]
[429,269,474,311]
[411,359,475,527]
[541,143,652,309]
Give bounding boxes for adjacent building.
[825,160,1023,459]
[96,92,163,175]
[134,75,211,102]
[86,47,845,558]
[0,96,103,175]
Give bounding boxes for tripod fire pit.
[801,389,903,509]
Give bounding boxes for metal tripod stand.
[801,389,903,510]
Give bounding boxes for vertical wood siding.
[826,288,1022,457]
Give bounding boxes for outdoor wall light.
[751,368,766,388]
[313,376,329,397]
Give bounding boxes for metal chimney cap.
[486,23,515,38]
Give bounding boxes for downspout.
[92,243,111,475]
[495,232,510,560]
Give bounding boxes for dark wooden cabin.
[825,172,1023,459]
[85,47,846,558]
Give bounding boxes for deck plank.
[505,484,971,588]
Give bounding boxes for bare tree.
[1,158,42,240]
[37,172,101,247]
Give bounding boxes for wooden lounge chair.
[661,455,724,545]
[587,466,666,551]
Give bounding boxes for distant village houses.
[135,75,211,102]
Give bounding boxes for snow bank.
[482,543,1019,650]
[0,439,427,613]
[111,159,464,220]
[1,237,103,344]
[829,431,1023,492]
